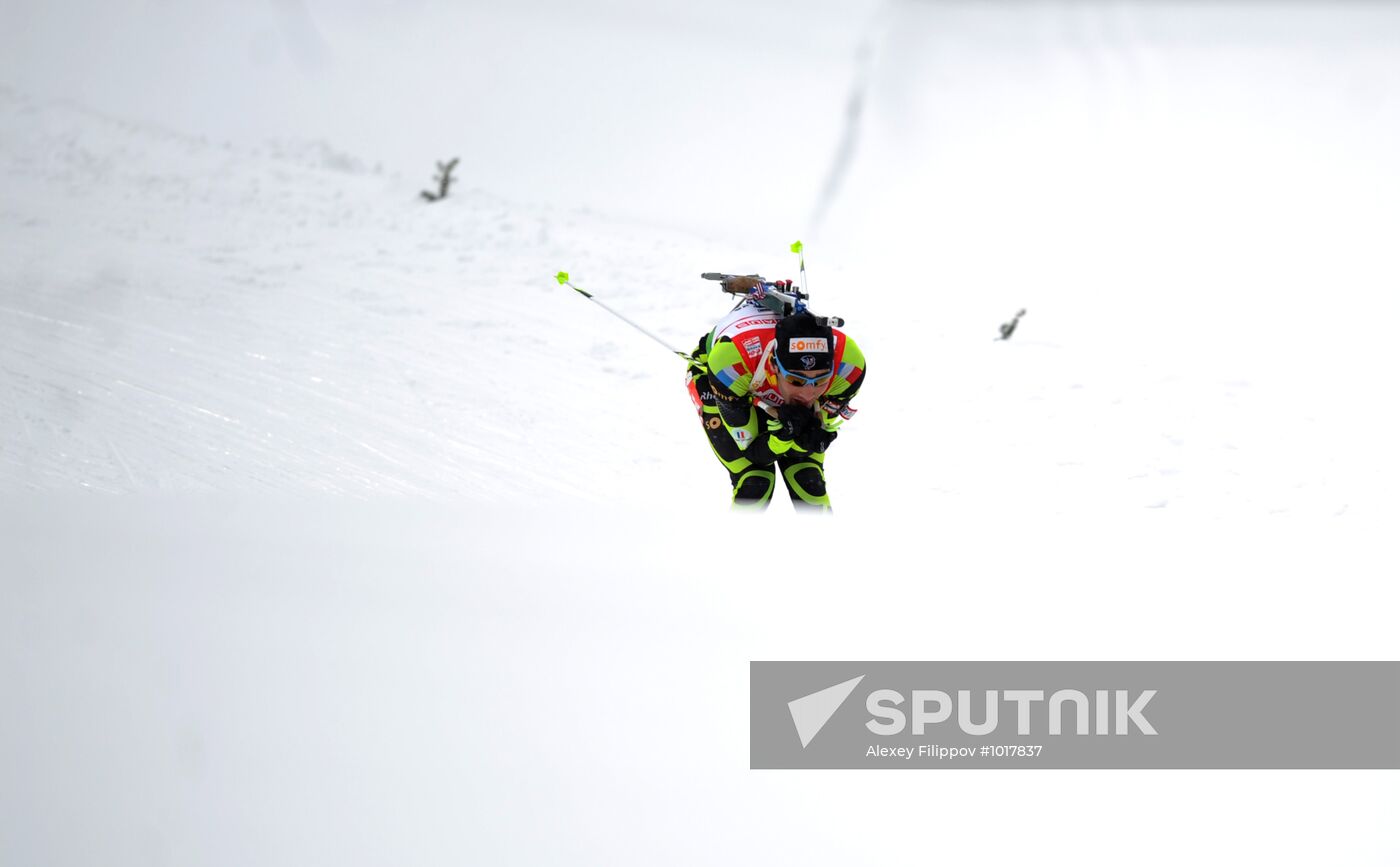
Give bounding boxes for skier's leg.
[779,452,831,510]
[692,379,774,509]
[730,468,776,507]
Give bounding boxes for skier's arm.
[818,337,867,427]
[705,339,798,462]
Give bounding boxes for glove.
[778,403,818,436]
[779,404,837,454]
[765,414,801,446]
[761,404,812,456]
[795,424,837,454]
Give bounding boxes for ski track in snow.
[0,86,731,501]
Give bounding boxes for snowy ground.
[3,1,1399,865]
[3,75,1394,515]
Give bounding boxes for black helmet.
[773,311,834,373]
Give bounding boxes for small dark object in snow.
[996,309,1026,341]
[421,158,460,202]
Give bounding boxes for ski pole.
[791,240,808,303]
[554,272,693,362]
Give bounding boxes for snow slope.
[0,83,742,499]
[4,66,1395,514]
[4,1,1400,865]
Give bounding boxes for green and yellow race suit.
[685,300,866,509]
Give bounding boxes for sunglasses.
[774,355,833,388]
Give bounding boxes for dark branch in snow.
[420,157,460,202]
[997,309,1026,341]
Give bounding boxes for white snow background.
[2,1,1398,865]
